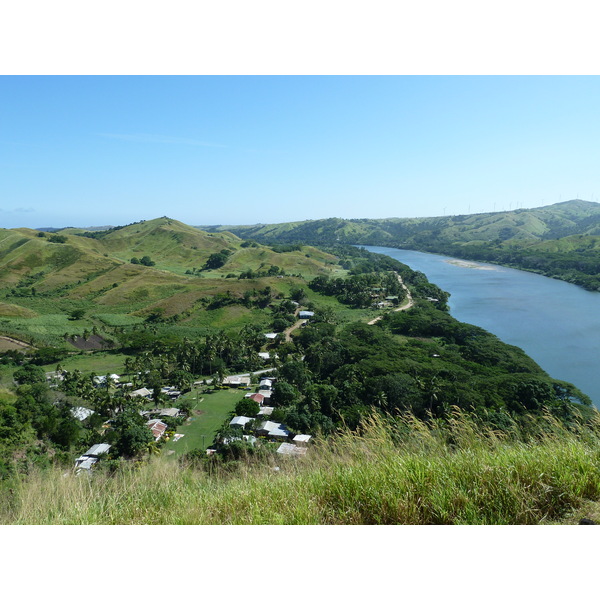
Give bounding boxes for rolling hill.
[0,217,347,347]
[200,200,600,290]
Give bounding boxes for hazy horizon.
[3,76,600,229]
[17,197,597,232]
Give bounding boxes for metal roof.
[85,443,111,456]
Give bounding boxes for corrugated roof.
[277,443,307,456]
[86,443,111,456]
[230,416,254,427]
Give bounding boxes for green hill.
[201,200,600,290]
[0,217,362,346]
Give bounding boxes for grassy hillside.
[4,411,600,525]
[203,200,600,245]
[202,200,600,290]
[0,217,354,347]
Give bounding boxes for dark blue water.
[362,245,600,407]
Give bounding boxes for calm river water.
[362,245,600,407]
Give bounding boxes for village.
[56,279,417,473]
[65,313,320,473]
[69,371,313,472]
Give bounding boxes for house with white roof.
[75,457,98,471]
[223,375,251,387]
[256,420,291,439]
[74,443,111,470]
[131,387,153,398]
[93,374,120,387]
[298,311,314,319]
[85,443,111,457]
[159,407,181,418]
[229,416,255,428]
[293,434,312,446]
[277,443,307,456]
[71,406,95,421]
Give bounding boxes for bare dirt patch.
[67,334,112,350]
[0,336,33,351]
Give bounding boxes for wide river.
[362,245,600,407]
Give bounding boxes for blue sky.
[2,75,600,229]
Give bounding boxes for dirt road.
[367,274,414,325]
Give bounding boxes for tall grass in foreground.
[4,410,600,525]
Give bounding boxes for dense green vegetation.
[0,213,597,524]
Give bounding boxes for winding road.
[367,274,414,325]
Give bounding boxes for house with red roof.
[146,419,168,441]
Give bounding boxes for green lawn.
[56,351,129,375]
[164,387,248,457]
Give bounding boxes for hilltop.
[0,217,346,347]
[200,200,600,290]
[201,200,600,244]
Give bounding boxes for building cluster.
[225,376,312,457]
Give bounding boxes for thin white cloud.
[0,207,35,214]
[98,133,227,148]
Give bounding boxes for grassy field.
[163,387,248,457]
[56,351,129,375]
[5,411,600,524]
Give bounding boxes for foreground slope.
[4,412,600,525]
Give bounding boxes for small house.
[75,457,98,470]
[131,387,153,398]
[85,443,111,457]
[264,332,278,340]
[146,419,168,441]
[223,375,251,387]
[293,434,312,446]
[269,426,290,439]
[229,416,255,428]
[159,407,181,418]
[256,420,281,436]
[93,374,120,387]
[277,443,307,457]
[249,393,265,405]
[298,311,314,319]
[71,407,95,421]
[45,371,65,383]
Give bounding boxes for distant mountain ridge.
[198,200,600,244]
[198,200,600,291]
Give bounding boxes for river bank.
[362,245,600,407]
